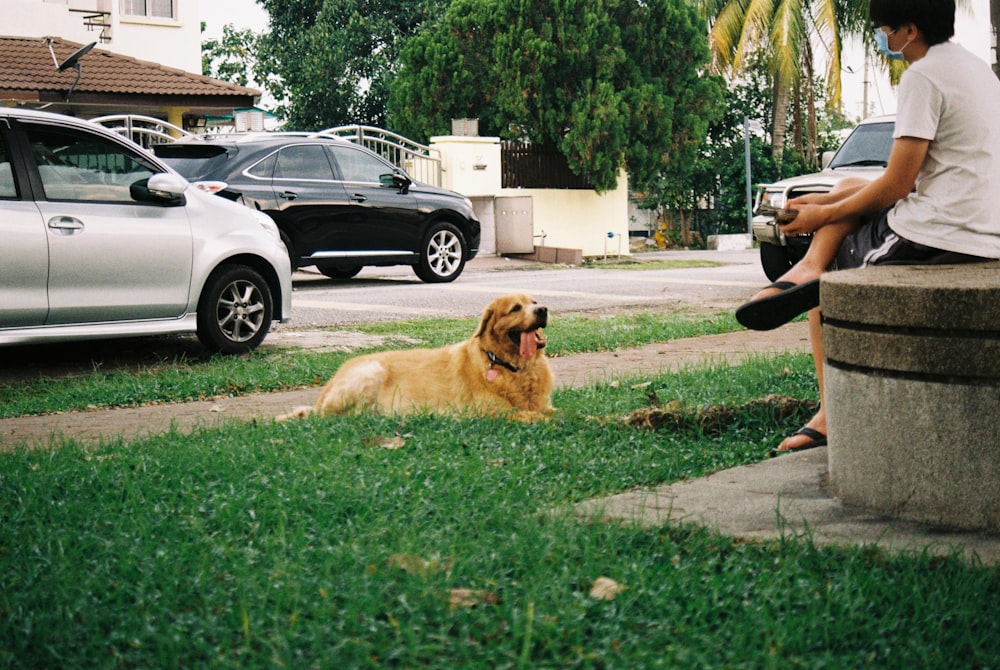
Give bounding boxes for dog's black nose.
[536,306,548,326]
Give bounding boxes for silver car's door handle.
[278,191,298,200]
[350,193,367,203]
[47,216,84,234]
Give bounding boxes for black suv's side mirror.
[379,170,411,194]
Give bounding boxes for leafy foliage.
[255,0,449,129]
[201,23,260,88]
[389,0,725,192]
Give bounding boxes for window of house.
[121,0,174,19]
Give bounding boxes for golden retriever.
[278,294,553,422]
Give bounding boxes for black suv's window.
[273,145,334,181]
[26,124,154,202]
[329,144,391,183]
[0,132,15,199]
[246,152,277,179]
[153,143,230,181]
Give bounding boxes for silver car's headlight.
[758,189,787,211]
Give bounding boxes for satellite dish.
[52,41,97,102]
[57,41,96,72]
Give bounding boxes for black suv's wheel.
[315,263,363,279]
[414,221,467,283]
[197,265,273,354]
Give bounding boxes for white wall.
[431,135,630,258]
[497,178,629,258]
[10,0,201,73]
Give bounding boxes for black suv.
[154,135,481,282]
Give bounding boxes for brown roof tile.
[0,35,259,107]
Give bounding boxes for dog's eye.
[510,304,522,312]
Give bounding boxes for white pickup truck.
[752,115,895,280]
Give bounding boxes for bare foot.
[776,411,827,452]
[750,265,824,302]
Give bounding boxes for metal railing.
[311,125,442,186]
[90,114,200,148]
[90,116,441,186]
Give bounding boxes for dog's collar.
[486,350,519,373]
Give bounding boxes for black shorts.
[835,207,993,269]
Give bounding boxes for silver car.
[0,109,291,354]
[752,115,895,281]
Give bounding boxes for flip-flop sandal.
[770,426,827,457]
[735,278,821,331]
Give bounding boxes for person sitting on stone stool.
[735,0,1000,453]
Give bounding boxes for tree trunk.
[804,42,818,170]
[792,81,803,158]
[771,73,790,165]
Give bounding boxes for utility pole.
[863,53,871,118]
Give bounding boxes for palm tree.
[703,0,866,165]
[703,1,980,165]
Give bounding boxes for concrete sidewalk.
[577,445,1000,565]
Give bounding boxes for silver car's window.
[0,132,16,198]
[26,124,154,203]
[273,145,334,181]
[329,145,391,184]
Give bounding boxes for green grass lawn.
[0,310,741,418]
[2,344,999,667]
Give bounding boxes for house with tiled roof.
[3,0,259,131]
[8,0,202,72]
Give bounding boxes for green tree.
[256,0,449,129]
[701,0,870,167]
[390,0,724,193]
[201,23,259,88]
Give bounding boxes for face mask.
[874,28,911,61]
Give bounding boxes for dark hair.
[869,0,955,46]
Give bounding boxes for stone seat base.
[822,262,1000,531]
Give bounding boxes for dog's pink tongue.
[520,331,537,359]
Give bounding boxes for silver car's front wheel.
[197,265,273,354]
[414,221,467,283]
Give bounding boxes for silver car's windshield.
[828,121,894,170]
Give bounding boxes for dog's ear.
[474,307,494,338]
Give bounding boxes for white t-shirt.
[889,41,1000,258]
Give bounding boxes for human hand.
[775,208,798,224]
[777,202,822,235]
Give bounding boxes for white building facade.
[7,0,201,73]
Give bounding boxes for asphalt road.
[280,248,768,328]
[0,248,769,381]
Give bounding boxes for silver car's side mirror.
[131,173,187,206]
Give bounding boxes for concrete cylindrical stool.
[822,262,1000,531]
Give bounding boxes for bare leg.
[750,176,874,302]
[775,307,827,451]
[750,219,859,302]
